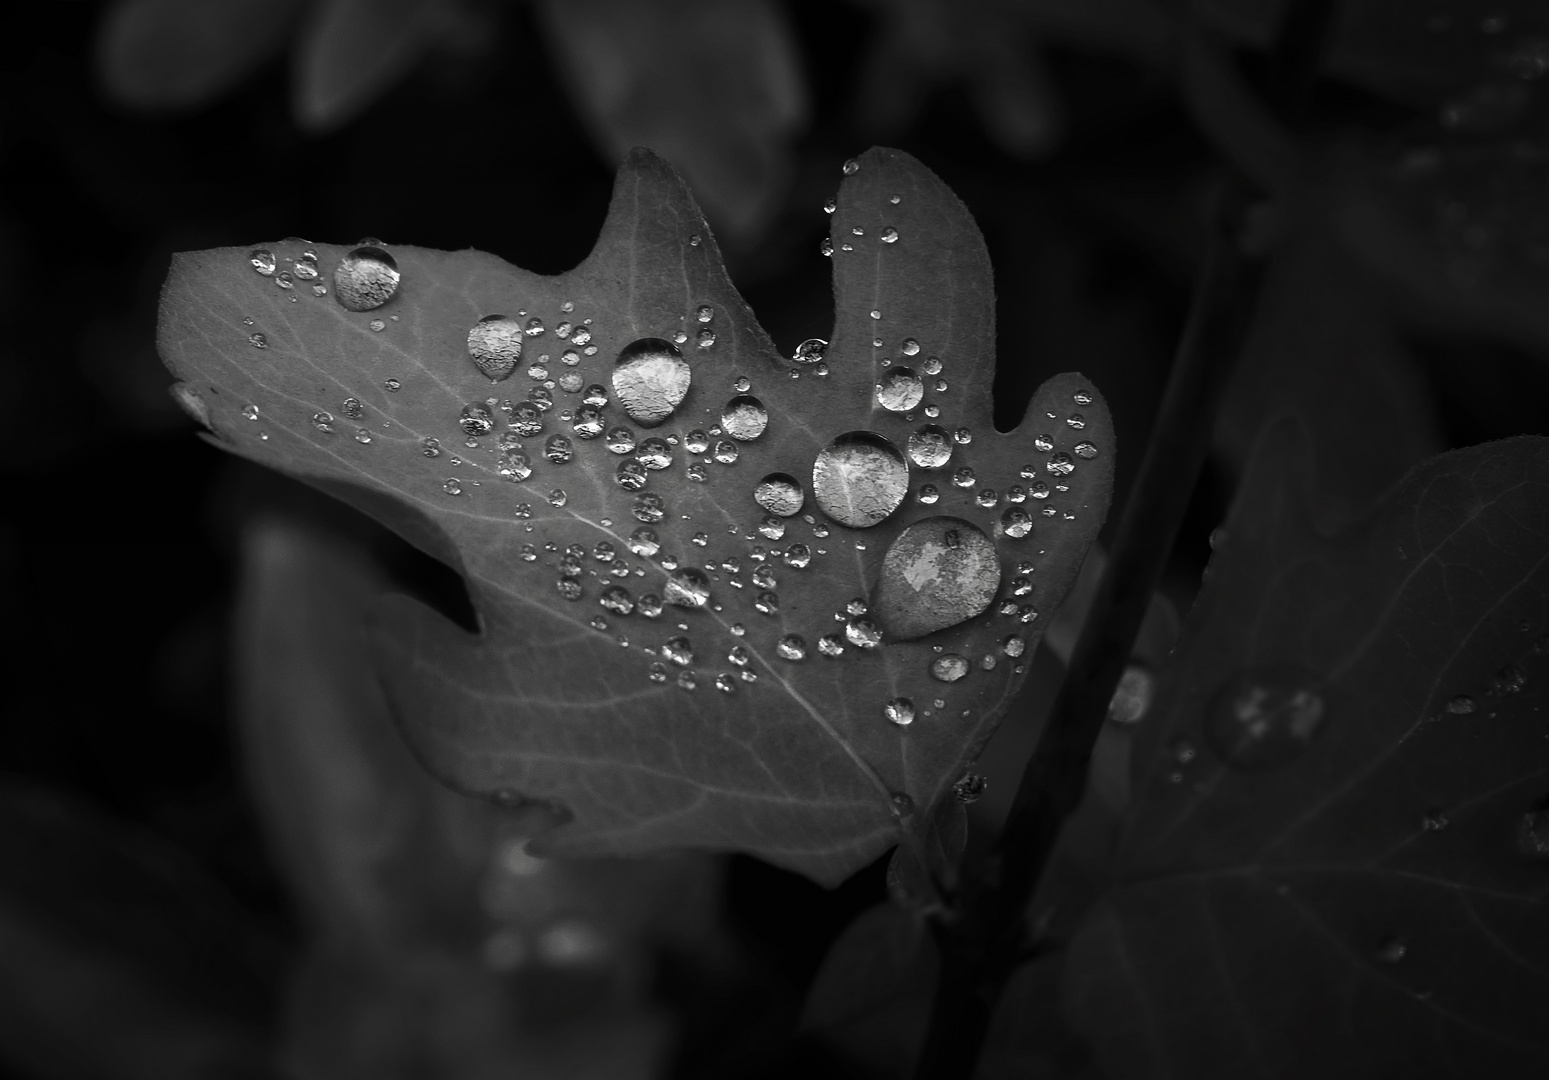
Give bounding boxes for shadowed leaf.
[159,147,1113,884]
[1062,422,1549,1078]
[292,0,450,132]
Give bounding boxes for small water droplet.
[333,245,399,311]
[930,655,970,682]
[842,158,859,175]
[684,429,711,454]
[1002,635,1026,657]
[545,434,574,463]
[1001,507,1033,539]
[1204,669,1326,770]
[875,368,924,413]
[460,402,495,436]
[612,338,691,427]
[753,474,804,517]
[1517,800,1549,858]
[951,467,976,489]
[1421,808,1450,832]
[1074,441,1098,460]
[776,634,807,661]
[249,249,276,276]
[817,634,845,657]
[247,332,267,349]
[812,431,910,528]
[714,672,737,693]
[547,488,568,507]
[240,403,260,421]
[1488,664,1526,695]
[975,489,997,508]
[615,460,648,490]
[648,662,669,683]
[884,698,916,726]
[665,568,712,609]
[571,406,605,439]
[599,585,634,615]
[384,378,401,392]
[633,493,666,523]
[464,316,522,381]
[636,437,673,470]
[953,774,987,803]
[556,579,583,601]
[845,617,882,648]
[662,636,694,666]
[443,478,462,496]
[420,436,440,456]
[1445,694,1477,715]
[606,426,637,454]
[917,484,939,505]
[793,338,828,365]
[783,543,811,568]
[341,397,364,419]
[1046,453,1075,476]
[881,226,899,244]
[722,396,768,441]
[498,449,533,481]
[823,198,837,214]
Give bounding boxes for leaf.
[1061,422,1549,1078]
[96,0,303,110]
[292,0,451,132]
[237,519,720,1079]
[157,147,1114,885]
[533,0,807,247]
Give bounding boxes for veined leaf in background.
[1063,422,1549,1078]
[159,147,1113,885]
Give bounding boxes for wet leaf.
[158,147,1113,884]
[534,0,806,247]
[1062,422,1549,1078]
[97,0,303,110]
[292,0,450,132]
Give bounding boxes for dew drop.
[420,436,440,456]
[665,568,712,609]
[636,437,672,470]
[1517,800,1549,858]
[599,586,634,615]
[845,617,882,649]
[571,406,604,439]
[758,516,786,540]
[611,338,691,427]
[812,431,910,528]
[544,435,573,464]
[793,338,828,365]
[633,493,666,523]
[721,396,768,441]
[715,673,737,694]
[240,404,259,421]
[1002,635,1025,657]
[1445,694,1477,715]
[713,440,739,464]
[881,226,899,244]
[459,402,495,436]
[884,698,916,726]
[917,485,939,505]
[498,449,532,481]
[312,411,336,434]
[684,429,711,454]
[953,774,987,803]
[1047,452,1075,476]
[615,460,648,490]
[817,634,845,657]
[1001,507,1034,539]
[249,249,276,276]
[1204,668,1327,771]
[1074,441,1099,460]
[648,662,669,683]
[874,517,1001,640]
[842,158,859,175]
[783,543,811,568]
[662,637,694,665]
[1373,937,1407,964]
[777,635,807,661]
[248,332,267,349]
[820,237,834,257]
[975,489,997,509]
[753,474,804,517]
[443,478,462,496]
[333,245,399,311]
[547,488,567,508]
[606,426,637,454]
[930,655,970,682]
[556,579,583,601]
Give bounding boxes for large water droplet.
[612,338,691,427]
[875,368,923,412]
[907,425,953,469]
[333,245,400,311]
[754,474,804,517]
[636,437,672,470]
[930,655,970,682]
[884,698,916,726]
[873,518,1001,640]
[249,249,276,276]
[812,432,910,528]
[777,635,807,661]
[845,617,882,648]
[793,338,828,364]
[467,315,524,380]
[721,395,768,441]
[665,568,712,609]
[1204,668,1327,770]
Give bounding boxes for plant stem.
[909,4,1341,1076]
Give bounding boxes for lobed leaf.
[1062,423,1549,1078]
[158,147,1113,884]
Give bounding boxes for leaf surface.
[158,147,1113,883]
[1062,424,1549,1078]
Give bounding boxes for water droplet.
[633,493,666,523]
[1421,808,1450,832]
[333,245,399,311]
[951,467,976,489]
[1002,635,1025,658]
[816,634,845,657]
[712,440,739,465]
[917,485,939,505]
[842,158,859,175]
[845,617,882,648]
[823,198,837,214]
[820,237,834,257]
[606,426,637,454]
[884,698,916,726]
[1488,664,1526,695]
[498,448,533,481]
[1204,669,1327,771]
[637,593,664,618]
[615,460,648,490]
[783,543,811,568]
[249,249,276,276]
[1105,664,1153,724]
[881,226,899,244]
[419,436,440,456]
[930,655,970,682]
[714,672,737,693]
[611,338,691,427]
[776,635,807,661]
[812,431,910,528]
[665,568,712,608]
[684,429,711,454]
[443,478,462,496]
[975,489,997,509]
[754,591,780,615]
[528,387,554,412]
[627,527,660,557]
[753,474,804,517]
[697,328,716,349]
[636,437,672,470]
[758,516,786,540]
[721,396,768,441]
[599,586,634,615]
[240,403,260,421]
[571,406,604,439]
[648,662,669,683]
[1517,800,1549,858]
[662,637,694,666]
[872,367,924,413]
[556,579,583,601]
[953,774,987,803]
[1445,694,1477,715]
[383,378,400,392]
[542,434,572,464]
[1047,452,1075,476]
[247,331,269,350]
[1073,441,1099,461]
[873,518,1001,640]
[341,397,364,420]
[793,338,828,364]
[1001,507,1034,539]
[696,304,714,324]
[463,314,525,380]
[459,402,495,436]
[547,488,568,507]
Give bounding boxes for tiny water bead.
[312,411,336,434]
[721,396,768,441]
[843,159,859,175]
[612,338,692,427]
[917,485,939,505]
[875,368,923,412]
[696,304,714,323]
[1002,635,1026,657]
[714,673,737,694]
[633,493,666,523]
[384,378,400,392]
[783,543,811,568]
[953,774,988,805]
[817,634,845,657]
[665,568,712,608]
[248,332,267,349]
[1519,801,1549,859]
[662,637,694,666]
[753,474,804,517]
[460,403,495,436]
[241,404,260,421]
[884,698,916,726]
[793,338,828,364]
[599,586,635,615]
[333,245,400,311]
[930,655,970,682]
[467,315,525,380]
[777,635,807,661]
[812,431,910,528]
[648,663,669,683]
[572,406,605,439]
[881,227,899,244]
[952,467,976,489]
[1204,668,1327,771]
[443,478,462,496]
[975,489,997,509]
[615,460,648,490]
[249,249,276,276]
[547,489,568,507]
[686,464,709,482]
[420,436,440,456]
[342,397,364,419]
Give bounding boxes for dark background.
[0,1,1545,1078]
